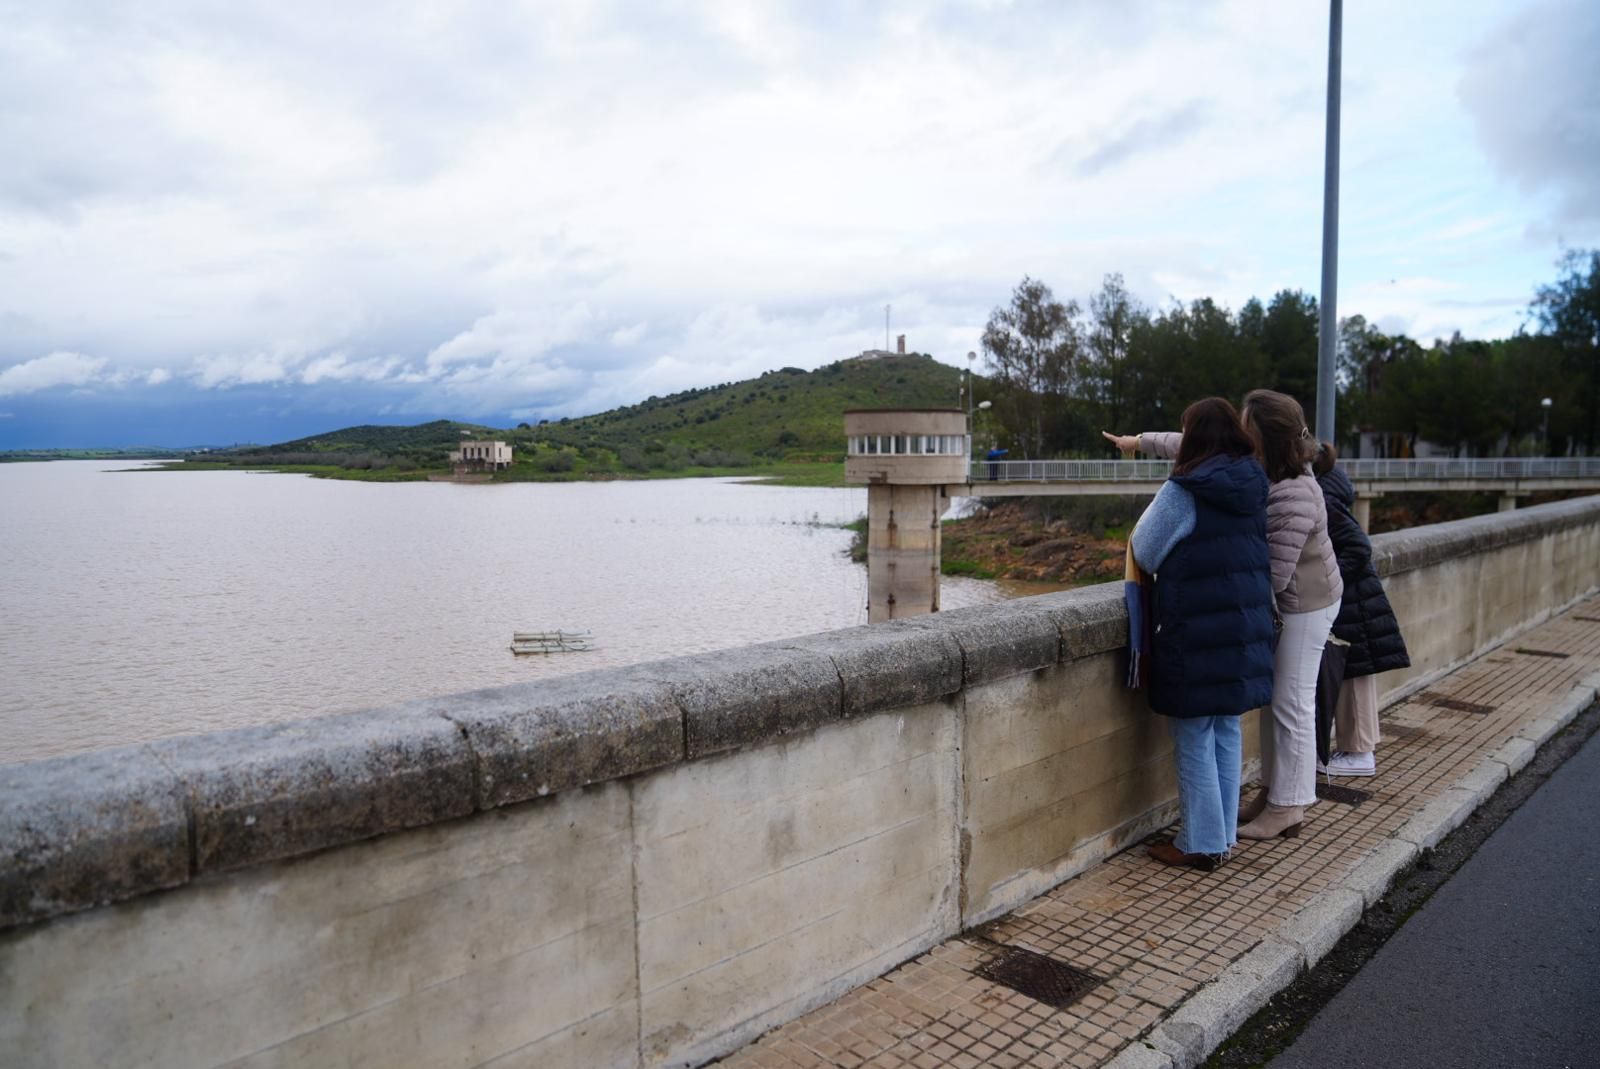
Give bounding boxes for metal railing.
[969,459,1172,482]
[1341,457,1600,480]
[968,457,1600,484]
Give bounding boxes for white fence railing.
[968,457,1600,484]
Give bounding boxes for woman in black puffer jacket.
[1313,443,1410,776]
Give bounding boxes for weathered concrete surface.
[1277,888,1364,968]
[1344,837,1422,907]
[1052,580,1132,661]
[1373,501,1600,703]
[960,654,1179,924]
[636,643,843,759]
[783,620,963,717]
[1154,936,1301,1062]
[633,707,960,1068]
[0,744,188,928]
[904,599,1063,686]
[150,708,476,873]
[422,670,683,808]
[0,784,637,1069]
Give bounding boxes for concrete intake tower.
[844,408,969,623]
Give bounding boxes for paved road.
[1269,730,1600,1069]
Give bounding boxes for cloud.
[0,0,1587,444]
[298,353,398,385]
[1072,100,1213,177]
[191,351,296,389]
[0,351,109,396]
[1460,0,1600,224]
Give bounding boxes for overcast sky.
[2,0,1597,446]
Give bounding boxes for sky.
[1,0,1597,448]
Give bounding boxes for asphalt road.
[1268,730,1600,1069]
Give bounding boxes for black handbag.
[1315,640,1349,766]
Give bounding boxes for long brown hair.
[1173,397,1257,476]
[1242,389,1317,481]
[1312,440,1338,477]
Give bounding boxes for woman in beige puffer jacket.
[1107,389,1342,842]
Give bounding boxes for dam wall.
[4,496,1599,1069]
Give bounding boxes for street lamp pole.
[1542,397,1553,456]
[1315,0,1343,444]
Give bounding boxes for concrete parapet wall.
[4,495,1599,1068]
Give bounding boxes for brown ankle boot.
[1147,839,1223,871]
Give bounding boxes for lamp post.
[1541,397,1553,456]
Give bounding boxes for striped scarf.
[1124,541,1155,689]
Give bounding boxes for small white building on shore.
[449,440,513,472]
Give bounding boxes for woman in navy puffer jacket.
[1127,398,1276,871]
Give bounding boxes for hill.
[186,354,967,480]
[527,353,962,459]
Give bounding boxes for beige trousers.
[1333,672,1380,753]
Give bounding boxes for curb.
[1108,669,1600,1069]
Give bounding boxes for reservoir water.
[0,461,1005,765]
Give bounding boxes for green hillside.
[262,420,495,455]
[527,354,962,458]
[178,354,967,481]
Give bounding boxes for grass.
[137,457,849,487]
[941,557,1002,579]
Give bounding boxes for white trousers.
[1260,601,1340,807]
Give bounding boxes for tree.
[1244,290,1319,413]
[981,277,1082,458]
[1491,333,1565,455]
[1533,249,1600,453]
[1082,273,1146,431]
[1421,336,1500,456]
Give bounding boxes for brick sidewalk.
[716,596,1600,1069]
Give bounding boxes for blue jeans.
[1168,715,1242,855]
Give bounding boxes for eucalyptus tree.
[981,277,1083,458]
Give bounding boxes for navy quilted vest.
[1148,455,1277,719]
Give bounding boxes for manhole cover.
[1514,647,1571,659]
[1316,782,1372,806]
[975,945,1104,1009]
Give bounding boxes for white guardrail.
[968,457,1600,483]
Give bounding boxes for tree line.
[979,250,1600,459]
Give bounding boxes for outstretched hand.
[1101,431,1138,458]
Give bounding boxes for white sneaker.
[1318,751,1376,777]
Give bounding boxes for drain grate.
[1573,616,1600,623]
[1385,723,1429,739]
[1317,782,1372,806]
[975,945,1104,1009]
[1515,647,1571,659]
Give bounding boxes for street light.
[1541,397,1553,456]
